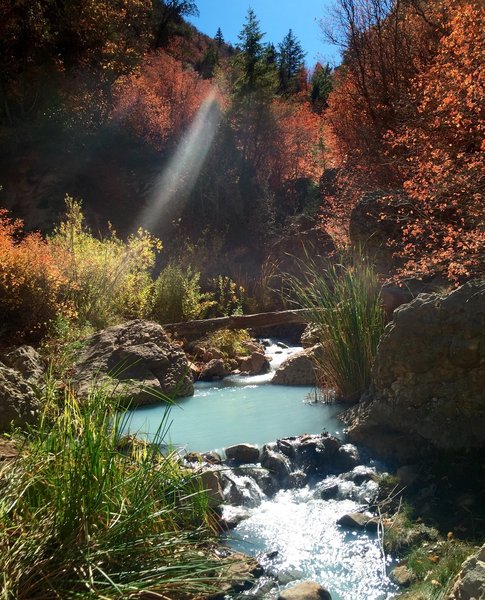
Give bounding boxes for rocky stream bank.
[0,281,484,599]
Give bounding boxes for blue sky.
[187,0,341,67]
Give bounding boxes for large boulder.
[73,320,193,405]
[2,346,46,384]
[272,345,322,386]
[0,363,40,432]
[447,544,485,600]
[238,351,271,375]
[199,358,230,381]
[345,282,485,461]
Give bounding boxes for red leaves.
[111,51,215,149]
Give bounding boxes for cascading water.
[226,488,397,599]
[126,341,399,599]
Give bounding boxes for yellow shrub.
[49,197,162,328]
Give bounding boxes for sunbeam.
[138,90,221,232]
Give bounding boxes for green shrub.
[151,262,215,323]
[206,275,245,317]
[0,389,224,599]
[49,197,161,328]
[206,328,252,359]
[288,248,385,402]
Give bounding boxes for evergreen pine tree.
[277,29,306,93]
[310,62,333,112]
[215,27,224,47]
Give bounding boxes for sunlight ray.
[138,91,221,232]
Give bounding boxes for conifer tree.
[310,62,333,111]
[277,29,306,93]
[215,27,224,46]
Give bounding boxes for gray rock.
[2,346,45,384]
[272,345,322,386]
[447,544,485,600]
[335,444,361,471]
[315,479,340,500]
[390,565,416,587]
[342,465,377,485]
[337,512,379,530]
[225,443,261,463]
[288,470,308,488]
[234,465,278,496]
[344,282,485,462]
[0,363,40,432]
[261,447,292,481]
[278,580,332,600]
[220,472,265,507]
[73,320,193,405]
[220,504,252,529]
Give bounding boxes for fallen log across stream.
[163,309,313,341]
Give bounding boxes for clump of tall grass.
[0,388,225,599]
[288,248,385,402]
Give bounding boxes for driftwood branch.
[163,309,312,340]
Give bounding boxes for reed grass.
[0,388,225,599]
[288,248,385,402]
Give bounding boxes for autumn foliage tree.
[388,0,484,281]
[322,0,484,281]
[111,52,214,149]
[0,0,154,126]
[0,210,72,342]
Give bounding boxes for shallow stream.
[127,343,398,599]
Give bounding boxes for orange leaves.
[322,0,484,280]
[388,0,484,281]
[0,211,73,342]
[265,99,325,185]
[111,51,216,149]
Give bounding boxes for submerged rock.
[344,282,485,462]
[73,320,193,405]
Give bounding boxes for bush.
[288,248,385,402]
[206,329,252,359]
[151,262,215,323]
[206,275,245,317]
[0,389,224,599]
[0,210,73,343]
[49,197,161,328]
